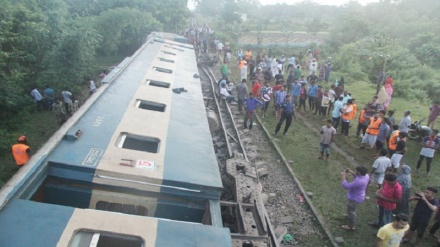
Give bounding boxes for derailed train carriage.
[0,32,233,247]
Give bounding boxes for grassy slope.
[0,111,58,186]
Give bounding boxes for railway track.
[200,66,248,161]
[199,65,337,246]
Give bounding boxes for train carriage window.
[69,230,144,247]
[152,67,172,74]
[161,50,176,56]
[158,57,174,63]
[135,100,166,112]
[146,80,170,88]
[164,45,184,52]
[118,133,160,153]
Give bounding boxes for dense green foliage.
[0,0,190,153]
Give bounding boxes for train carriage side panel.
[0,200,74,247]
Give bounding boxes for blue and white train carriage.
[0,32,232,247]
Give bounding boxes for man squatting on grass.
[341,166,370,230]
[318,119,336,160]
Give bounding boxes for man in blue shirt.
[44,85,55,111]
[307,81,318,111]
[273,95,295,136]
[291,80,301,106]
[332,96,344,129]
[243,93,263,130]
[274,86,287,119]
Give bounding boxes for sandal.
[341,225,356,230]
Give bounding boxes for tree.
[306,17,328,37]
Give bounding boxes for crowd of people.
[216,44,440,246]
[29,71,107,126]
[17,71,109,170]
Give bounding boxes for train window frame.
[118,133,160,153]
[158,57,174,63]
[164,45,184,52]
[161,50,176,56]
[146,80,170,88]
[152,67,172,74]
[135,100,166,112]
[68,229,144,247]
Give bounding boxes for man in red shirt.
[251,80,261,98]
[369,173,402,228]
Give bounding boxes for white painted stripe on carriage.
[57,209,158,247]
[94,43,177,189]
[94,175,201,192]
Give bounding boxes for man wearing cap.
[11,136,31,167]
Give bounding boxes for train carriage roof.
[0,199,231,247]
[44,34,222,197]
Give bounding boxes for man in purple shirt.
[341,165,370,230]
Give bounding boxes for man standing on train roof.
[243,92,263,130]
[11,135,31,168]
[273,95,296,136]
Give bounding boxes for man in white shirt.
[309,59,318,75]
[31,87,43,111]
[61,90,73,114]
[286,55,295,72]
[220,84,236,103]
[399,110,411,133]
[415,130,440,176]
[370,149,392,188]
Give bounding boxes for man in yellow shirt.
[376,213,409,247]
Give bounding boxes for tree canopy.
[0,0,190,153]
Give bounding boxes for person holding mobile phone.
[402,187,439,245]
[341,166,369,230]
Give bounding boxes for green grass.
[0,110,58,186]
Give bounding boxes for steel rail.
[200,66,248,161]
